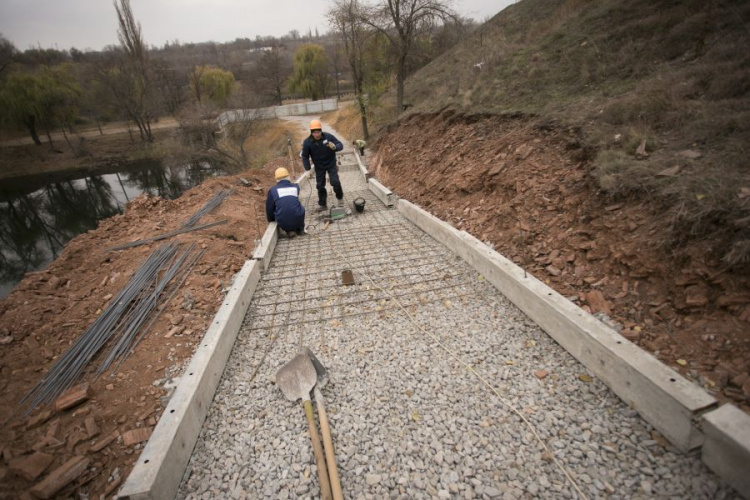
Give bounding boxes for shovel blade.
[276,353,317,402]
[303,347,329,388]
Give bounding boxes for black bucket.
[353,197,366,213]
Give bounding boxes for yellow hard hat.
[309,119,322,131]
[275,167,290,180]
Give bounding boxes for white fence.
[217,98,339,127]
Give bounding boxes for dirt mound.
[372,112,750,410]
[0,168,273,498]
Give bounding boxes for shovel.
[304,348,343,500]
[276,353,333,500]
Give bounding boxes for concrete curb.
[397,199,717,452]
[252,222,278,271]
[354,150,369,181]
[702,404,750,499]
[368,178,394,207]
[117,260,262,500]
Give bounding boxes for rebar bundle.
[182,189,232,228]
[19,242,203,414]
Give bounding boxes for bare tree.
[113,0,155,141]
[253,46,291,105]
[364,0,459,112]
[329,0,371,139]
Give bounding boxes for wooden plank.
[398,199,717,452]
[702,404,750,499]
[117,259,261,500]
[30,456,89,499]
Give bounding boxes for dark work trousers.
[315,164,343,207]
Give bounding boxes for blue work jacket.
[265,179,305,229]
[301,132,343,171]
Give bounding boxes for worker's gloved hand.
[327,142,337,151]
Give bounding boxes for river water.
[0,159,226,298]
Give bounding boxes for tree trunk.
[26,118,42,146]
[396,57,406,113]
[95,118,104,136]
[61,125,75,153]
[44,126,54,148]
[358,98,369,141]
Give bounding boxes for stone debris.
[53,383,91,411]
[29,456,89,499]
[175,143,734,500]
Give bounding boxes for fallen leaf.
[696,194,706,201]
[578,374,593,383]
[656,165,681,177]
[505,360,515,366]
[525,340,536,348]
[650,431,669,447]
[443,300,452,308]
[412,410,420,421]
[676,359,687,366]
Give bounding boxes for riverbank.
[0,124,184,183]
[0,158,294,498]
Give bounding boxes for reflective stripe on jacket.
[265,179,305,229]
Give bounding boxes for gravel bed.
[176,142,737,499]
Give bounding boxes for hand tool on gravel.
[304,348,343,500]
[276,353,333,500]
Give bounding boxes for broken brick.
[122,427,152,447]
[54,383,91,411]
[84,417,100,439]
[26,411,53,430]
[29,456,89,499]
[90,434,116,453]
[9,452,54,481]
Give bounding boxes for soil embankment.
[0,158,291,498]
[372,112,750,411]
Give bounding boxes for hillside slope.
[369,0,750,410]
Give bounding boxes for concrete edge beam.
[117,260,262,500]
[354,151,369,181]
[368,178,394,207]
[397,199,717,452]
[702,404,750,499]
[252,222,278,271]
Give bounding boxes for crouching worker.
[265,167,305,238]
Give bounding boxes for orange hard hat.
[309,119,322,131]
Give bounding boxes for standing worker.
[266,167,306,238]
[301,120,344,211]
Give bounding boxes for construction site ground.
[0,117,744,499]
[0,163,285,498]
[175,137,733,499]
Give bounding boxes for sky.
[0,0,515,52]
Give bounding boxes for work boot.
[316,205,327,213]
[336,198,344,208]
[288,230,296,239]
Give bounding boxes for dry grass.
[320,100,365,143]
[240,120,306,170]
[391,0,750,266]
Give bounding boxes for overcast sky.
[0,0,515,52]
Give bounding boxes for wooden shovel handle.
[315,387,343,500]
[303,399,333,500]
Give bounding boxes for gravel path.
[176,127,736,499]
